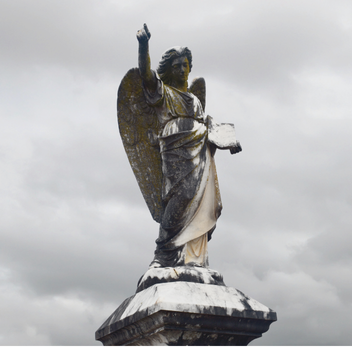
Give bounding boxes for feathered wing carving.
[117,68,163,223]
[189,77,206,111]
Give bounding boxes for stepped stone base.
[136,265,226,293]
[95,282,277,346]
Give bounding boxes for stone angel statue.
[117,24,241,277]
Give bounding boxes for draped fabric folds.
[143,75,222,268]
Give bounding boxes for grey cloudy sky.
[1,0,352,345]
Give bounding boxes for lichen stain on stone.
[209,333,219,340]
[182,330,202,341]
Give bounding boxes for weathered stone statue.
[95,24,276,346]
[118,24,241,274]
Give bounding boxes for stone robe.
[143,74,222,267]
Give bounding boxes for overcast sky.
[1,0,352,345]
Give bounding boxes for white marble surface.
[139,266,223,283]
[207,116,238,149]
[121,282,272,321]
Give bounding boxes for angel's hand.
[137,23,151,43]
[137,23,155,90]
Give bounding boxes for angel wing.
[117,68,163,223]
[189,77,206,111]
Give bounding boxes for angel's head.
[157,46,193,86]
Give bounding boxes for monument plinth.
[96,23,277,345]
[96,282,276,346]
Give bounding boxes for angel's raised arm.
[137,24,157,91]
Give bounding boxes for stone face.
[95,282,277,346]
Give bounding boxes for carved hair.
[156,46,193,85]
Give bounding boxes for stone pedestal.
[95,282,277,346]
